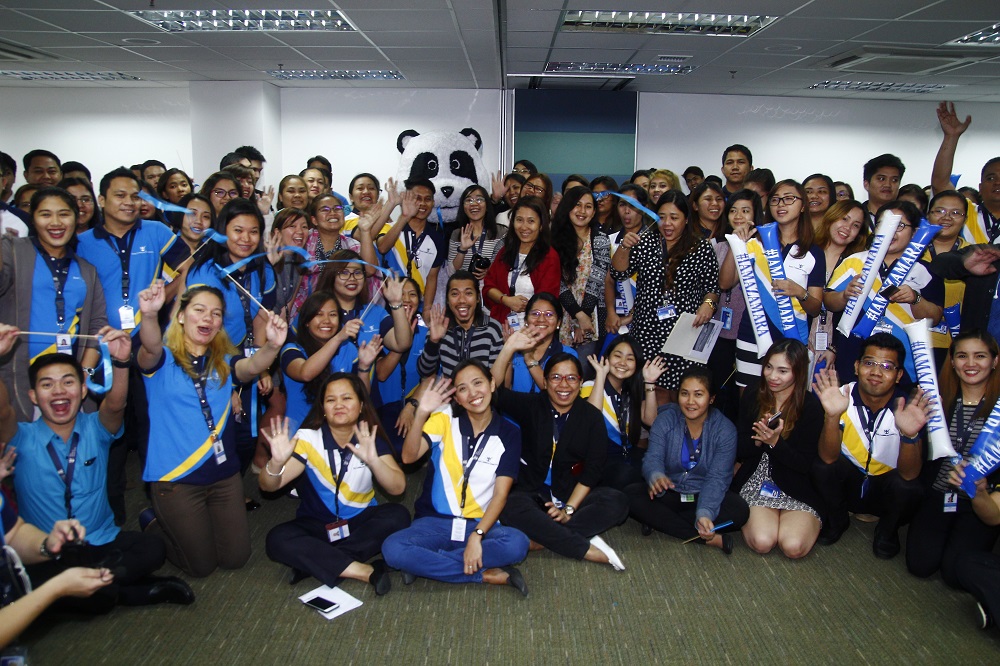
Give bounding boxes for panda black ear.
[398,129,420,154]
[459,128,483,152]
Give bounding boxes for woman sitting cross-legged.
[259,373,410,596]
[626,366,749,554]
[382,361,530,595]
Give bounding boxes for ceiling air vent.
[817,47,985,76]
[0,40,57,63]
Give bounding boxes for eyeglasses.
[769,195,802,206]
[895,222,912,231]
[522,183,545,194]
[860,358,898,372]
[512,167,531,175]
[74,196,94,206]
[548,373,581,385]
[929,207,965,218]
[463,196,486,205]
[528,309,557,320]
[212,188,240,200]
[336,268,365,280]
[318,205,344,214]
[593,191,611,200]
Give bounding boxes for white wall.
[637,93,1000,195]
[0,87,193,190]
[279,88,503,196]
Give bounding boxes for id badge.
[860,475,871,499]
[506,313,521,331]
[760,480,782,499]
[719,307,733,331]
[56,333,73,354]
[943,492,958,513]
[680,493,695,503]
[815,331,828,352]
[212,435,227,465]
[615,297,629,315]
[450,517,467,542]
[326,519,350,542]
[657,305,677,321]
[244,346,257,358]
[118,305,136,330]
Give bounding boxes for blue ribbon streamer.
[331,191,352,214]
[301,257,396,277]
[201,229,229,245]
[277,245,311,260]
[435,207,444,228]
[218,253,267,277]
[138,190,193,214]
[84,338,113,394]
[606,191,659,221]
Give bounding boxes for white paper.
[298,584,363,620]
[661,313,723,364]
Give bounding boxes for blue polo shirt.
[373,320,428,406]
[187,259,276,349]
[76,219,184,334]
[510,342,577,393]
[27,247,90,362]
[141,349,240,485]
[280,340,360,432]
[10,411,122,546]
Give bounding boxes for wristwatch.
[474,528,486,537]
[913,292,923,305]
[525,360,539,369]
[405,398,419,409]
[564,505,576,516]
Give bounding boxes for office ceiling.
[0,0,998,101]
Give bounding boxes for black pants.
[499,487,629,560]
[265,504,411,587]
[26,530,166,614]
[905,489,1000,586]
[626,484,749,541]
[954,551,1000,623]
[107,365,152,525]
[810,456,922,535]
[601,449,645,492]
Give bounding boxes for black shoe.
[641,524,653,536]
[501,566,529,598]
[976,602,993,630]
[245,499,261,512]
[872,526,900,560]
[402,571,417,586]
[289,568,310,585]
[146,577,195,605]
[817,523,847,546]
[369,559,391,596]
[721,533,734,555]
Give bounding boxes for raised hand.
[812,366,848,415]
[418,376,455,415]
[384,178,401,210]
[642,356,668,384]
[587,354,609,380]
[504,327,541,353]
[0,324,20,357]
[619,231,641,250]
[383,276,404,307]
[264,228,282,265]
[347,421,381,466]
[0,442,15,483]
[426,305,450,342]
[962,247,1000,277]
[138,279,166,316]
[97,326,131,363]
[357,200,384,235]
[459,223,475,252]
[257,185,275,215]
[734,224,757,242]
[936,101,971,138]
[264,312,289,348]
[400,189,419,219]
[490,171,505,202]
[894,387,933,439]
[261,416,297,466]
[358,334,384,369]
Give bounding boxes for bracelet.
[913,292,922,305]
[406,397,420,409]
[645,386,657,393]
[644,381,656,385]
[387,302,402,310]
[358,365,372,373]
[525,360,539,368]
[799,290,810,301]
[701,298,717,310]
[40,537,58,560]
[112,357,131,368]
[265,460,285,476]
[456,249,467,254]
[899,433,920,444]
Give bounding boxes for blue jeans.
[382,516,529,584]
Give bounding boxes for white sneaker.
[590,535,625,571]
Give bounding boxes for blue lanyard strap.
[84,338,113,394]
[45,435,79,519]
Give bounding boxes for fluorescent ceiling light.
[562,11,777,37]
[950,23,1000,46]
[129,9,354,33]
[809,80,947,93]
[0,71,141,81]
[545,62,693,75]
[266,69,403,81]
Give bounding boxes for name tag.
[506,313,521,330]
[212,435,227,465]
[450,517,467,542]
[119,305,136,330]
[657,305,677,321]
[56,333,73,354]
[814,331,828,351]
[943,492,958,513]
[719,307,733,331]
[760,480,782,499]
[326,519,350,542]
[680,493,695,503]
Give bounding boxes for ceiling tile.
[269,31,371,47]
[0,9,63,31]
[369,31,462,48]
[44,46,154,62]
[383,47,467,62]
[343,10,455,32]
[21,9,161,33]
[0,31,105,48]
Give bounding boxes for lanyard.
[607,381,630,450]
[33,239,72,331]
[954,398,982,455]
[858,403,890,476]
[403,227,428,276]
[459,417,491,509]
[982,204,1000,242]
[475,230,488,256]
[45,436,79,519]
[321,427,354,520]
[189,356,223,461]
[680,428,701,470]
[230,267,256,350]
[103,227,137,302]
[508,253,522,295]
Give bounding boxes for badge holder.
[327,520,350,542]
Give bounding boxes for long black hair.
[300,372,392,451]
[500,196,552,275]
[655,190,700,290]
[551,186,596,284]
[296,290,342,404]
[453,184,499,239]
[604,335,645,450]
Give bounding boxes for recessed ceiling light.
[121,38,161,45]
[656,54,693,63]
[808,80,947,93]
[266,69,403,81]
[561,11,778,37]
[764,44,801,52]
[950,22,1000,46]
[545,62,693,75]
[0,71,142,81]
[129,9,354,33]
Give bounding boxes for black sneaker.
[872,527,900,560]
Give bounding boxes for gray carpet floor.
[18,458,1000,665]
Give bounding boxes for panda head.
[396,128,488,225]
